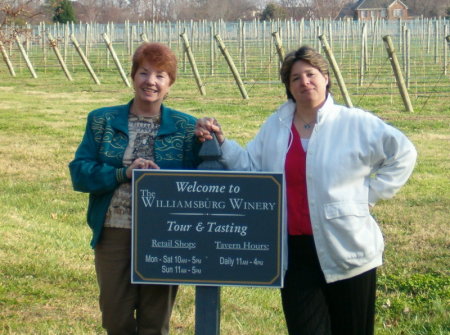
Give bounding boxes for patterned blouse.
[104,113,160,229]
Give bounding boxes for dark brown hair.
[280,46,331,101]
[131,42,177,85]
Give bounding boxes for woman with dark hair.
[196,46,417,334]
[69,42,200,334]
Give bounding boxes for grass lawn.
[0,70,449,334]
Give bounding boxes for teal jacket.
[69,100,201,248]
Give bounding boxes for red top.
[285,123,313,235]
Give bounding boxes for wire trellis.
[0,18,449,109]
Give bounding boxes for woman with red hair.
[70,43,201,334]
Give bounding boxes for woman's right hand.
[195,117,225,144]
[126,158,159,179]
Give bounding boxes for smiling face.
[289,60,329,110]
[132,60,172,108]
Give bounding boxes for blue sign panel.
[132,170,284,287]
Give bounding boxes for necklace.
[296,114,316,129]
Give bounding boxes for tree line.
[1,0,449,27]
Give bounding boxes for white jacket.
[220,95,417,283]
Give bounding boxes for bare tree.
[405,0,449,17]
[74,0,102,22]
[75,0,132,23]
[310,0,348,19]
[280,0,311,19]
[172,0,258,21]
[0,0,44,43]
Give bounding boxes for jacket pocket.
[324,202,369,222]
[322,201,383,270]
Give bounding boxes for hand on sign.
[126,158,159,178]
[195,117,225,144]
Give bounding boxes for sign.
[131,170,284,287]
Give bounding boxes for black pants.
[280,235,376,335]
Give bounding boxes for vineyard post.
[189,20,194,51]
[254,18,258,40]
[176,21,181,56]
[406,28,410,89]
[47,33,73,81]
[152,19,156,43]
[125,20,130,56]
[420,16,425,49]
[85,23,89,58]
[70,34,101,85]
[370,19,378,64]
[350,19,355,51]
[15,35,37,78]
[200,20,205,51]
[359,23,366,86]
[209,24,214,76]
[319,34,353,108]
[238,20,243,71]
[382,35,414,113]
[64,23,69,62]
[182,28,187,73]
[269,21,274,62]
[434,20,439,64]
[106,23,111,68]
[315,24,320,51]
[158,21,163,43]
[299,18,304,47]
[445,34,450,75]
[42,22,47,68]
[180,32,206,96]
[141,33,149,42]
[0,41,16,77]
[7,27,12,58]
[54,22,58,41]
[242,21,247,77]
[364,23,368,70]
[168,21,172,49]
[287,18,291,52]
[25,23,30,54]
[402,25,406,81]
[131,25,136,56]
[198,20,203,50]
[353,19,357,52]
[101,33,131,87]
[328,21,332,50]
[262,21,266,55]
[214,34,249,99]
[39,21,43,50]
[343,19,348,52]
[272,31,285,65]
[110,21,115,43]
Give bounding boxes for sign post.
[194,136,224,335]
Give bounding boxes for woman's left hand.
[195,117,225,144]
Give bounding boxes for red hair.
[131,42,177,85]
